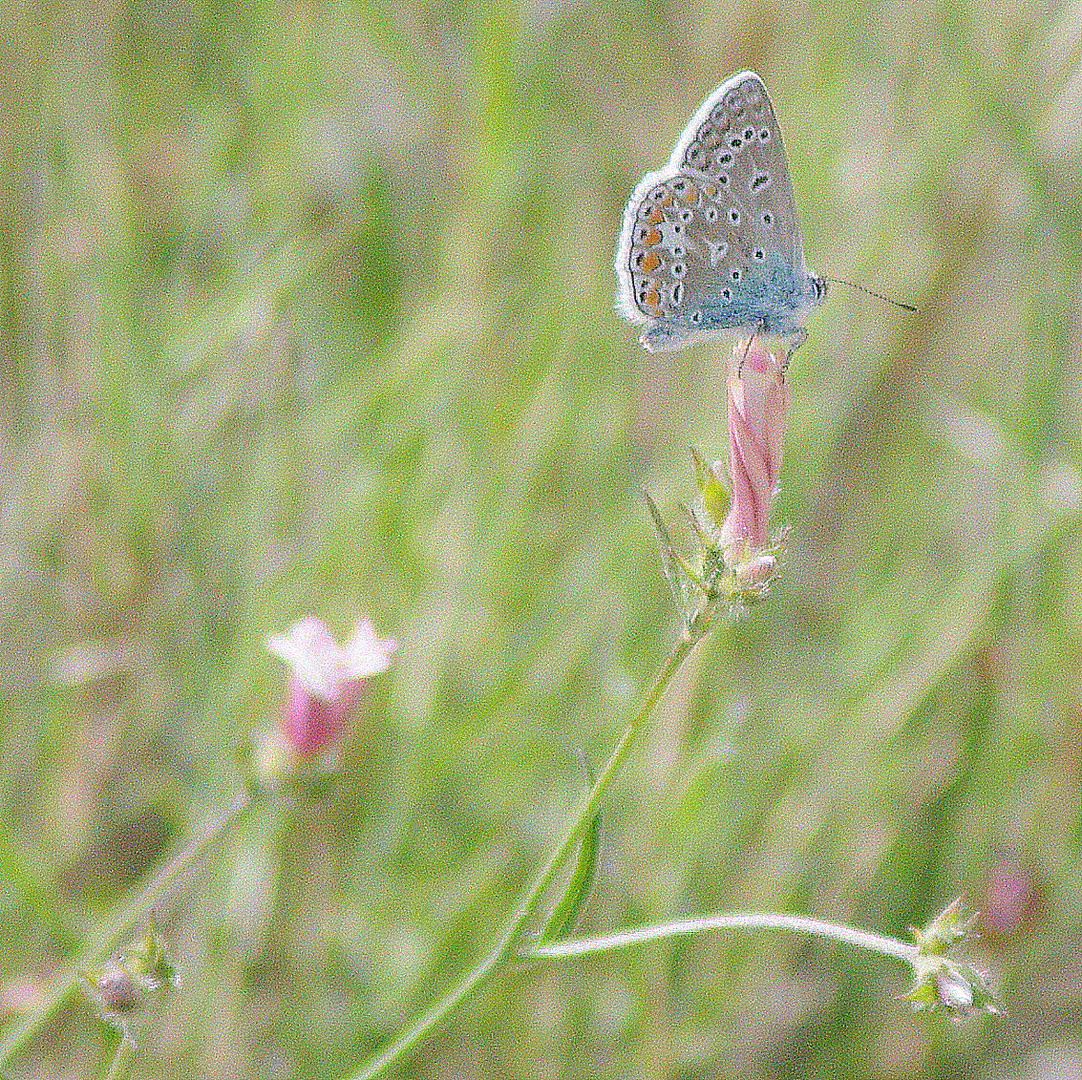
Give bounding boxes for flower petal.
[343,618,398,679]
[267,617,345,700]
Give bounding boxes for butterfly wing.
[615,72,814,352]
[673,71,804,269]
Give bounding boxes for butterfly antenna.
[827,277,919,313]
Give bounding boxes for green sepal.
[644,491,688,615]
[901,899,1002,1017]
[690,448,730,528]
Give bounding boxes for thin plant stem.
[102,1033,133,1080]
[347,633,699,1080]
[0,791,253,1067]
[516,912,919,965]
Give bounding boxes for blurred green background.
[1,0,1080,1076]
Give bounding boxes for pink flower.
[268,617,397,758]
[979,859,1043,944]
[718,340,789,561]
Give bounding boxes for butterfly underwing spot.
[705,239,729,264]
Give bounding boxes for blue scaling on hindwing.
[639,255,825,353]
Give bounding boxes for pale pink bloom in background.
[268,617,397,757]
[718,341,789,560]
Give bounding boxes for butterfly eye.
[750,172,770,191]
[759,127,771,141]
[671,263,686,278]
[718,153,733,166]
[704,207,718,221]
[761,211,774,227]
[718,174,730,188]
[671,282,684,304]
[727,135,742,149]
[752,248,766,261]
[730,268,742,282]
[743,126,754,140]
[727,209,741,224]
[678,209,694,223]
[690,310,704,324]
[721,288,732,301]
[672,246,685,257]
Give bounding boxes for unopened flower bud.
[91,966,141,1014]
[731,552,777,587]
[979,859,1042,945]
[719,341,789,562]
[82,919,175,1039]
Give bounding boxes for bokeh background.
[1,0,1080,1077]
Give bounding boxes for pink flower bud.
[719,341,789,561]
[268,618,397,758]
[979,859,1043,944]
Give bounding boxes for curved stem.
[0,791,253,1066]
[516,911,918,965]
[103,1033,134,1080]
[347,634,699,1080]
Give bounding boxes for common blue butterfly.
[615,71,826,355]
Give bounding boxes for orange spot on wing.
[641,227,662,246]
[639,251,661,272]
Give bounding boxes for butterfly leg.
[780,328,807,374]
[736,321,766,376]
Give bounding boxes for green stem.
[102,1033,133,1080]
[516,912,918,965]
[0,791,252,1066]
[347,633,699,1080]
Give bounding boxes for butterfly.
[615,71,826,356]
